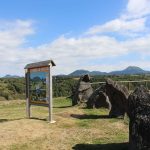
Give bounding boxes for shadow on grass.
[0,118,24,123]
[0,119,9,123]
[53,105,72,108]
[72,142,128,150]
[0,117,49,122]
[71,114,110,119]
[30,117,47,121]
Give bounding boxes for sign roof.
[24,60,56,69]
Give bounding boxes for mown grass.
[0,98,129,150]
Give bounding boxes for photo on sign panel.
[29,71,49,103]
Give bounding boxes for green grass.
[0,98,129,150]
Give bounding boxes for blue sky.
[0,0,150,76]
[0,0,124,45]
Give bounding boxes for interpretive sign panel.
[24,60,56,123]
[29,67,49,104]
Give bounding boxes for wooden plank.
[90,80,150,85]
[25,60,56,122]
[29,66,49,72]
[24,60,56,69]
[25,69,30,118]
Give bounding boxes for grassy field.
[0,98,129,150]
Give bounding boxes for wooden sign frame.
[24,60,56,123]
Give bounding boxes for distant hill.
[68,66,150,76]
[2,74,21,78]
[2,66,150,78]
[89,71,107,76]
[68,69,107,76]
[109,66,150,75]
[68,70,90,76]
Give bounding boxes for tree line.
[0,74,150,100]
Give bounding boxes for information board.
[25,60,56,123]
[29,67,49,104]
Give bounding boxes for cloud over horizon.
[0,0,150,76]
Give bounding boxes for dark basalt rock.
[87,78,129,118]
[105,78,129,118]
[87,85,111,109]
[128,86,150,150]
[71,74,93,106]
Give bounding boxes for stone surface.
[71,74,93,106]
[128,86,150,150]
[87,85,111,109]
[105,78,129,118]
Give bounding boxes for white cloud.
[86,0,150,36]
[5,35,127,75]
[1,32,149,75]
[123,35,150,54]
[0,20,35,76]
[0,20,34,49]
[0,0,150,76]
[86,17,146,35]
[123,0,150,19]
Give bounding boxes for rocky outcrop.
[87,85,111,109]
[72,76,132,118]
[128,86,150,150]
[71,74,93,106]
[105,78,129,118]
[86,78,129,118]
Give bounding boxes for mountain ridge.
[2,74,22,78]
[68,66,150,76]
[1,66,150,78]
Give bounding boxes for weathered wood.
[90,80,150,85]
[128,82,130,91]
[25,60,56,123]
[145,81,148,88]
[90,80,150,92]
[25,69,30,118]
[48,64,55,123]
[24,60,56,69]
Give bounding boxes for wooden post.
[48,64,55,123]
[128,82,130,91]
[145,81,148,89]
[25,60,56,122]
[25,69,30,118]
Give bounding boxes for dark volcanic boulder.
[128,86,150,150]
[87,85,111,109]
[71,74,93,106]
[105,78,129,118]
